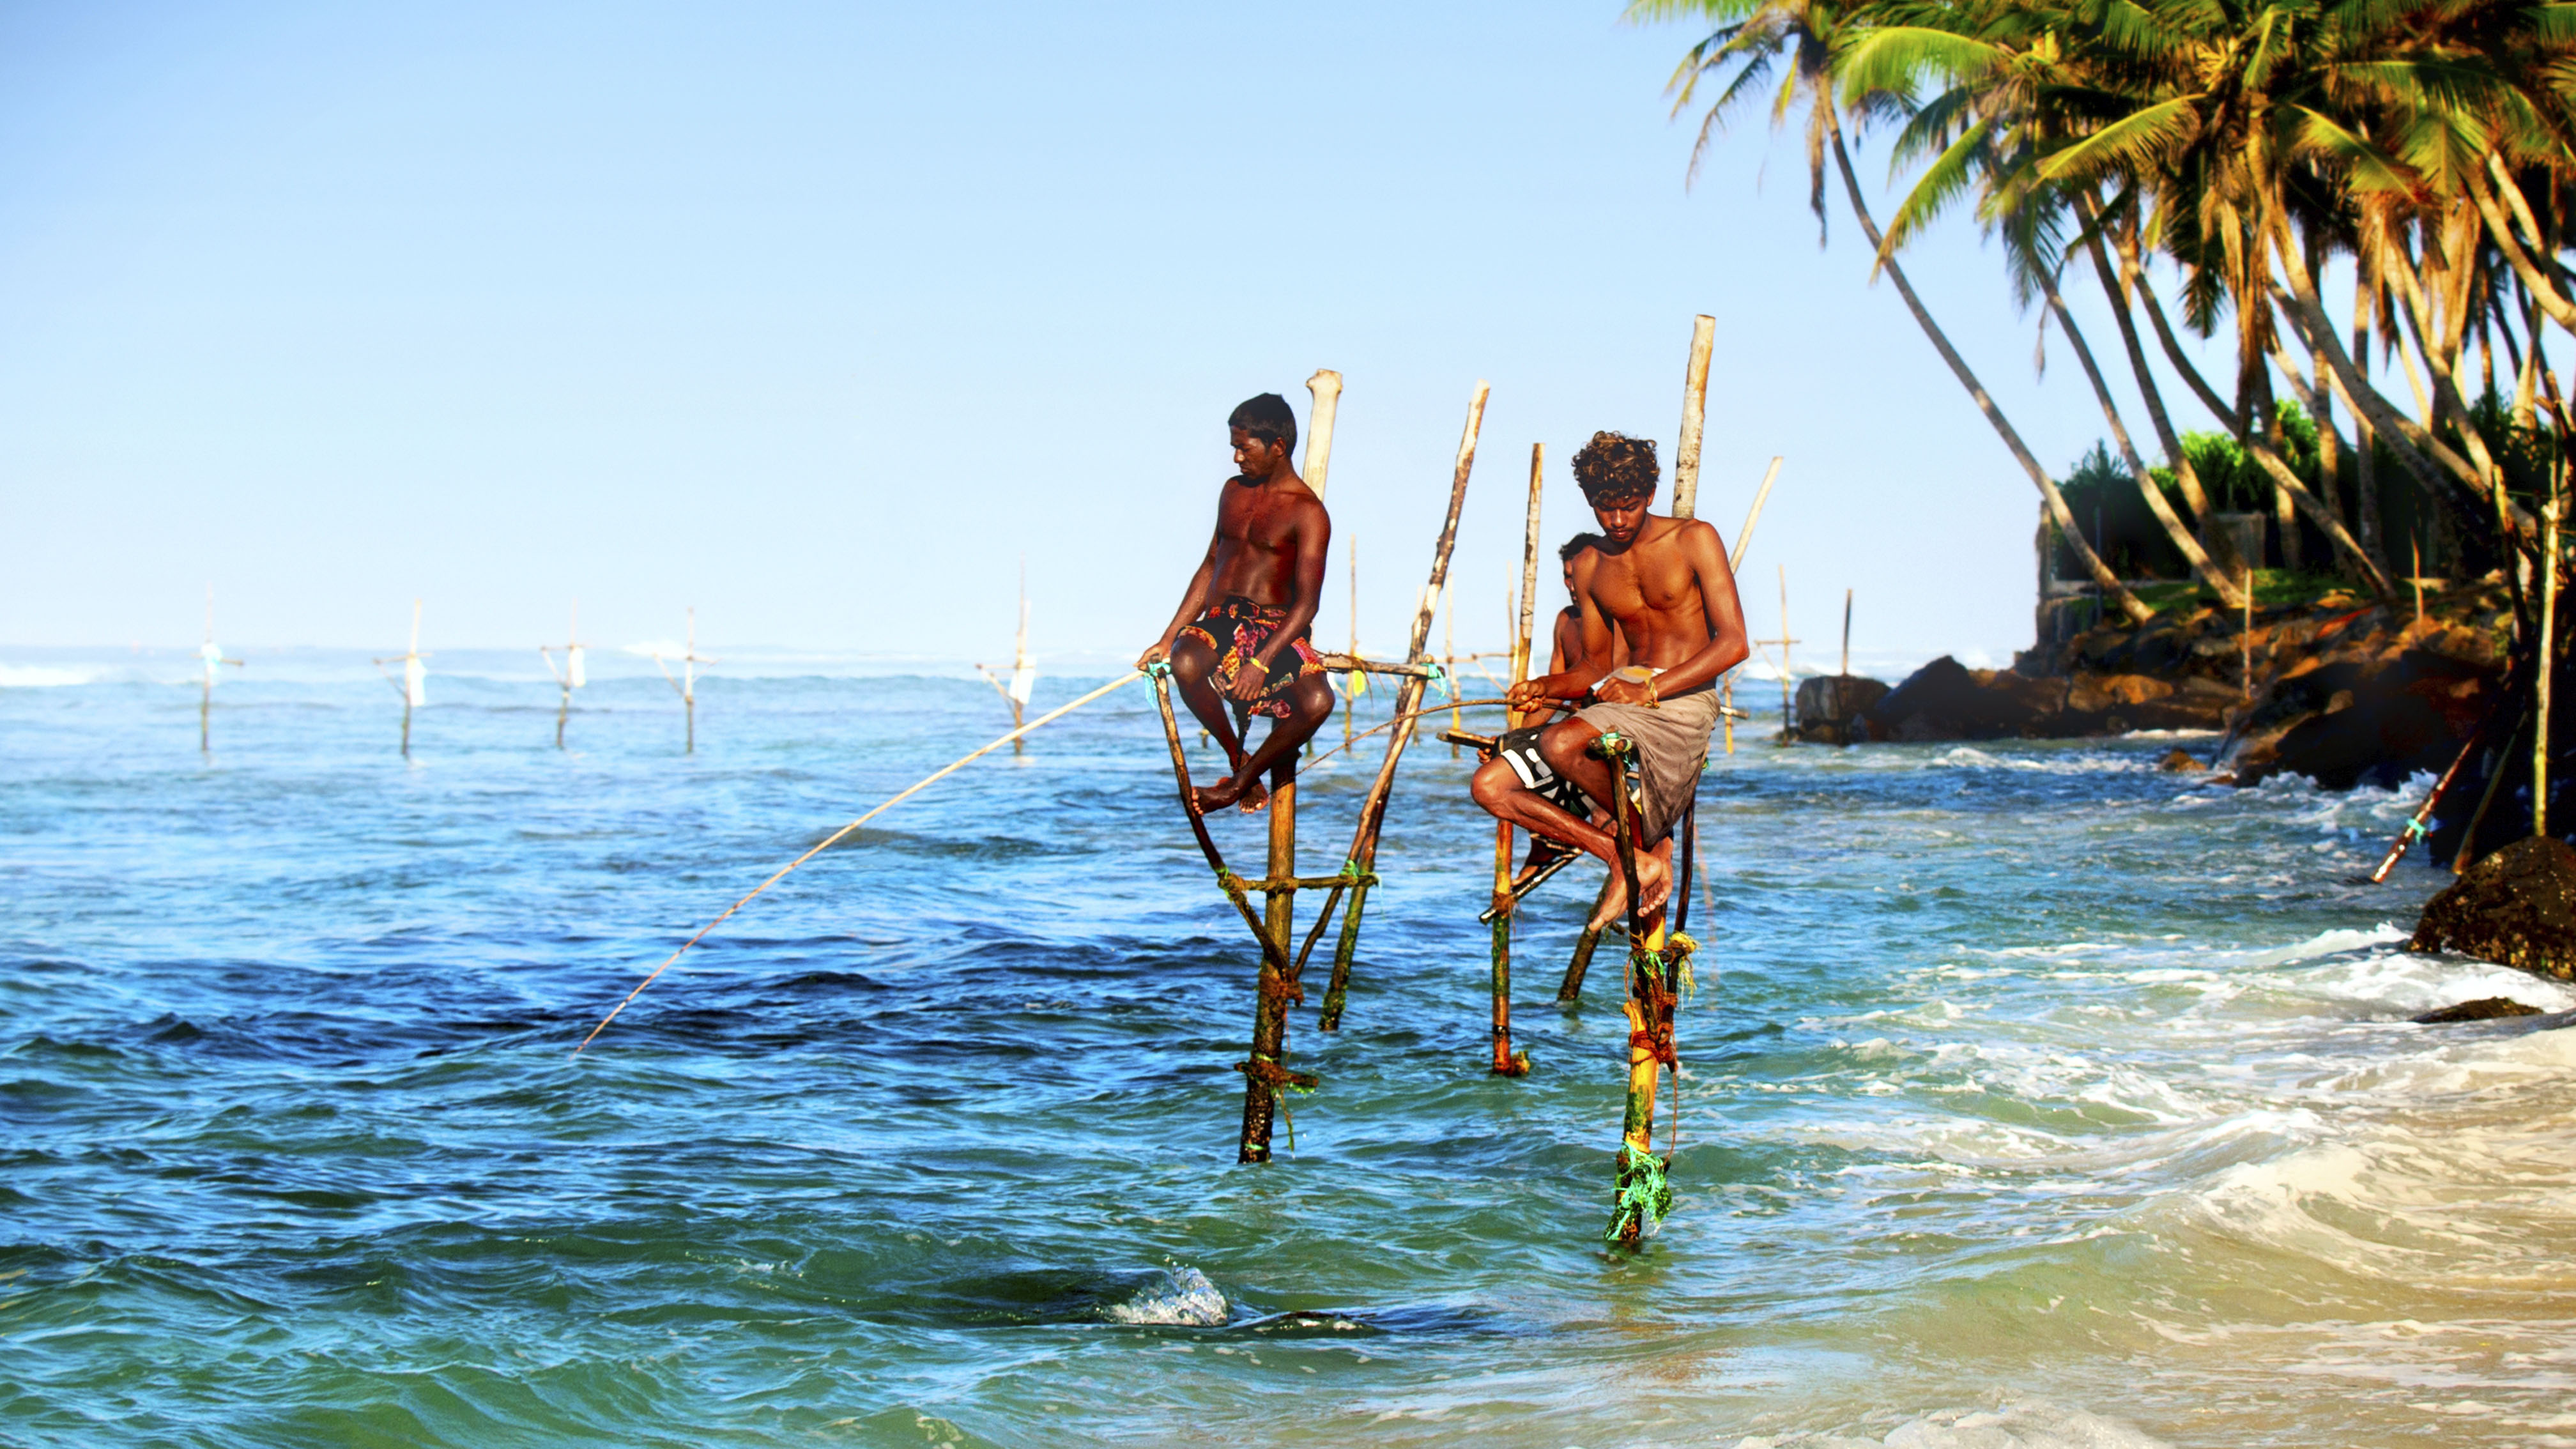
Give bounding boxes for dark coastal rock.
[1863,657,2227,742]
[1867,656,2039,741]
[2158,749,2205,772]
[1794,674,1889,744]
[2411,997,2545,1024]
[2229,645,2499,790]
[2410,836,2576,983]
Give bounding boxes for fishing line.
[573,670,1144,1054]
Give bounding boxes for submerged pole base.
[1606,1143,1673,1246]
[1490,1037,1532,1077]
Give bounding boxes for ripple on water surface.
[3,667,2571,1447]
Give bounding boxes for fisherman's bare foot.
[1195,777,1245,813]
[1584,852,1671,931]
[1634,851,1672,919]
[1237,778,1268,813]
[1587,874,1629,933]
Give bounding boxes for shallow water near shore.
[6,651,2574,1448]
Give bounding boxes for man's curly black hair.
[1229,393,1298,456]
[1572,431,1657,502]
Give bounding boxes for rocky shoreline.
[1798,579,2511,793]
[1790,578,2576,1009]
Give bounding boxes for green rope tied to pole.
[1425,662,1452,694]
[1605,1144,1673,1243]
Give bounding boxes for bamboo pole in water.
[372,600,427,758]
[541,603,584,749]
[654,608,717,755]
[1319,380,1488,1032]
[1597,733,1682,1246]
[1487,442,1545,1077]
[2539,490,2559,837]
[1235,368,1352,1159]
[197,586,242,756]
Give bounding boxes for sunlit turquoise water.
[5,650,2573,1448]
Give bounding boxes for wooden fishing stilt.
[541,603,585,749]
[1240,769,1300,1161]
[1595,732,1685,1247]
[373,599,427,758]
[1487,441,1546,1077]
[975,567,1035,756]
[2540,489,2560,838]
[653,608,717,755]
[1775,566,1795,742]
[1670,315,1716,519]
[1445,584,1462,757]
[197,586,242,756]
[1319,380,1490,1032]
[1344,538,1358,749]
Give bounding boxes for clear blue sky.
[1,0,2250,667]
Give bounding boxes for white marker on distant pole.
[652,607,719,753]
[199,585,244,756]
[540,602,584,749]
[374,599,429,757]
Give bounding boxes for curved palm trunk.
[1825,111,2152,624]
[2041,270,2246,606]
[2089,206,2214,521]
[2270,222,2504,527]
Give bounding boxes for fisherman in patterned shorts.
[1138,393,1335,814]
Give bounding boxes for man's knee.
[1538,721,1598,775]
[1289,676,1335,728]
[1169,636,1214,686]
[1469,758,1521,811]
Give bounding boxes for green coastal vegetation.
[1630,0,2574,622]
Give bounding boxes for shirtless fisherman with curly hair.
[1137,393,1335,815]
[1473,431,1748,927]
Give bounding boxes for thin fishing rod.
[573,670,1143,1055]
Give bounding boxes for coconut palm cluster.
[1637,0,2574,634]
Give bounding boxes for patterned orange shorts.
[1177,596,1324,719]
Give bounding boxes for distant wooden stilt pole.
[542,603,585,749]
[654,608,718,755]
[2538,489,2560,838]
[1320,379,1488,1032]
[196,586,241,756]
[1487,441,1545,1077]
[372,599,427,758]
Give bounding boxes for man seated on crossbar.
[1137,392,1336,814]
[1474,431,1748,928]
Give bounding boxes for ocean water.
[5,650,2573,1448]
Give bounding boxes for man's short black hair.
[1559,533,1604,563]
[1573,431,1657,502]
[1229,394,1298,455]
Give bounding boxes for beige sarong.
[1572,687,1720,846]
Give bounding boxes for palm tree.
[1841,0,2395,596]
[1632,0,2158,622]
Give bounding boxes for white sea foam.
[1731,1399,2170,1448]
[1102,1266,1227,1326]
[0,664,105,687]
